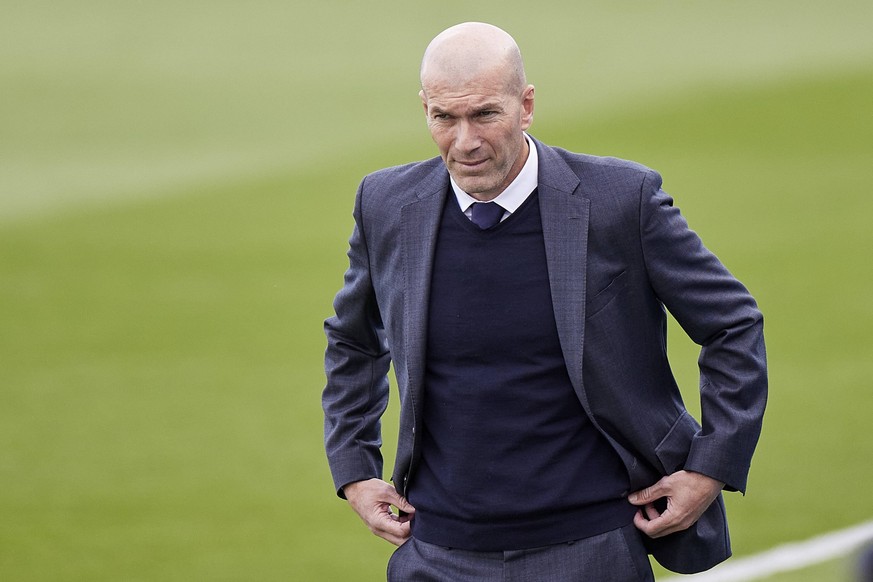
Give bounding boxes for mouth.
[455,159,488,171]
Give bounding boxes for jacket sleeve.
[639,170,767,493]
[322,177,391,497]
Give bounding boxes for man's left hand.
[628,470,724,538]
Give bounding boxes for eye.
[478,110,497,118]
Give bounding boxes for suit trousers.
[387,524,655,581]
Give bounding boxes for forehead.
[423,73,513,112]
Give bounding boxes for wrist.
[342,480,363,496]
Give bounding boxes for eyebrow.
[474,103,503,113]
[428,102,504,116]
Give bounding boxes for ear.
[520,85,535,131]
[419,89,429,116]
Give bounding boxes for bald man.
[323,22,767,581]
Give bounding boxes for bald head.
[420,22,527,97]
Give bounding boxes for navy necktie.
[470,202,505,230]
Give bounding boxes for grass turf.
[3,65,871,580]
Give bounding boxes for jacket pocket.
[653,411,701,475]
[586,270,627,318]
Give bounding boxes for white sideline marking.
[661,520,873,581]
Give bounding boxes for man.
[323,22,767,581]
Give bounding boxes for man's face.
[421,70,534,201]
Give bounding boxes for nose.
[454,119,481,153]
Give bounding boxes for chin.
[455,177,496,196]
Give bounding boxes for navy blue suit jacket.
[323,137,767,574]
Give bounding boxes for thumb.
[393,493,415,514]
[628,479,665,506]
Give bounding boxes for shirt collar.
[450,133,539,214]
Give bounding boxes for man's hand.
[628,470,724,538]
[343,478,416,546]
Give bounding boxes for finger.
[643,502,661,521]
[372,501,414,530]
[392,494,416,515]
[393,510,414,524]
[374,516,413,546]
[628,478,668,505]
[634,502,683,539]
[628,487,652,506]
[633,510,650,532]
[634,513,671,539]
[628,475,673,505]
[367,483,415,515]
[634,510,664,537]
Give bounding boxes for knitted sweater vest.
[410,190,635,551]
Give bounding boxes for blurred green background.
[2,1,872,580]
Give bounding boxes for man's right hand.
[343,478,416,546]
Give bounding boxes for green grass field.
[3,1,873,580]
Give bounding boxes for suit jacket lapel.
[536,140,591,402]
[401,165,448,417]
